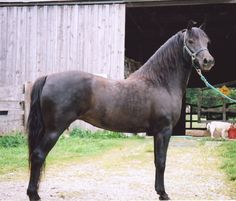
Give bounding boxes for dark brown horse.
[27,22,214,201]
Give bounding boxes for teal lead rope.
[195,69,236,103]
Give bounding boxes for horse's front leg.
[153,126,172,200]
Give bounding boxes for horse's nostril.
[203,58,208,64]
[211,59,215,65]
[204,58,214,66]
[208,59,215,66]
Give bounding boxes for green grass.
[0,129,140,175]
[0,132,26,148]
[197,137,236,183]
[69,128,127,139]
[218,140,236,181]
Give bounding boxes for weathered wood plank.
[117,4,125,79]
[0,113,23,122]
[109,4,117,79]
[77,5,84,71]
[96,4,103,75]
[0,101,23,111]
[0,86,24,101]
[83,5,89,73]
[0,118,24,134]
[0,7,7,86]
[27,6,37,81]
[41,6,48,77]
[24,81,32,127]
[36,6,44,77]
[52,6,58,73]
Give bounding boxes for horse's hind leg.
[27,130,62,201]
[153,126,171,200]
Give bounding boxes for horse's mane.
[128,31,186,86]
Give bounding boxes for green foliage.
[186,87,236,108]
[186,88,200,105]
[218,141,236,181]
[69,128,127,139]
[0,133,26,148]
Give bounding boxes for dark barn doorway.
[125,3,236,135]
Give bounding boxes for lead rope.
[195,68,236,103]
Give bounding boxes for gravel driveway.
[0,136,235,201]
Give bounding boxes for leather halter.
[183,31,208,70]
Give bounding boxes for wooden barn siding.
[0,85,24,133]
[0,4,126,133]
[0,4,125,84]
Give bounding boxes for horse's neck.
[130,33,192,96]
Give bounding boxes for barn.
[1,0,236,134]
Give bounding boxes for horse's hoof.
[27,190,41,201]
[29,194,41,201]
[159,193,170,200]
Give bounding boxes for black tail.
[27,76,47,167]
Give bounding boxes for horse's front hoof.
[27,190,41,201]
[159,193,170,200]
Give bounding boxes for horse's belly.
[81,114,149,133]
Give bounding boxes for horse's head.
[183,21,214,72]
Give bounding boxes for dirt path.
[0,137,236,201]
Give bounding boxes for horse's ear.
[199,22,206,30]
[200,15,208,31]
[187,20,197,30]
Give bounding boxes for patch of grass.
[0,132,26,148]
[70,128,127,139]
[218,140,236,181]
[0,129,140,175]
[0,133,28,175]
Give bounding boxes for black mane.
[128,31,189,86]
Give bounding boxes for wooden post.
[190,106,193,129]
[222,99,226,121]
[197,90,202,123]
[24,82,32,130]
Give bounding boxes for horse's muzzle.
[201,55,215,71]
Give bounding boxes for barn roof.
[0,0,235,7]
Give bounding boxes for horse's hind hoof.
[27,190,41,201]
[159,193,170,200]
[29,194,41,201]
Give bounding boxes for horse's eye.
[188,39,194,44]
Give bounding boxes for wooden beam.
[1,0,236,7]
[126,0,236,7]
[0,0,124,7]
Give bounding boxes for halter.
[183,31,208,72]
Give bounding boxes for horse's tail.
[27,76,47,167]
